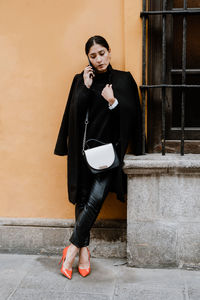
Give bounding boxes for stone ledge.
[123,153,200,175]
[0,218,126,258]
[0,218,126,229]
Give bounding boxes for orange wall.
[0,0,142,219]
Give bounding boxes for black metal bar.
[141,0,146,155]
[161,0,167,155]
[171,69,200,74]
[171,127,200,131]
[140,84,200,88]
[181,0,187,155]
[140,9,200,16]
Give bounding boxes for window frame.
[144,0,200,154]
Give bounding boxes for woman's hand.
[83,66,94,89]
[101,84,115,105]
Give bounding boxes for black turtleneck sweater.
[78,69,120,151]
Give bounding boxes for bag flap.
[84,143,115,170]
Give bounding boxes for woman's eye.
[100,52,105,56]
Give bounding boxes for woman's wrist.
[84,82,91,89]
[108,98,118,110]
[108,98,115,105]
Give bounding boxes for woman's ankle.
[80,246,88,251]
[69,243,79,251]
[63,245,78,269]
[79,247,89,264]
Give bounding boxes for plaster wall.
[0,0,142,219]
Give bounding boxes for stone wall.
[123,154,200,269]
[0,218,126,258]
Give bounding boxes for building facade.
[0,0,199,267]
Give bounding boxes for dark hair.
[85,35,110,55]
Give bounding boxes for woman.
[54,36,142,279]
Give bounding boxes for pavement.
[0,253,200,300]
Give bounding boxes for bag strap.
[85,139,106,149]
[82,68,113,155]
[82,110,89,155]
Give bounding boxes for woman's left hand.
[101,84,115,105]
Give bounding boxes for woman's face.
[88,43,111,73]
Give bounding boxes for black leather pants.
[69,158,113,248]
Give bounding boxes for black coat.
[54,66,143,204]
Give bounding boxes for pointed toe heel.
[59,246,73,280]
[78,247,91,277]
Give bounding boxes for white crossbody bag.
[82,110,120,174]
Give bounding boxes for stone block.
[177,223,200,269]
[0,226,70,255]
[63,260,116,296]
[181,268,200,286]
[0,254,35,299]
[10,290,112,300]
[127,175,160,221]
[1,227,43,253]
[182,270,200,299]
[187,288,200,300]
[127,222,177,267]
[115,267,184,289]
[159,175,200,219]
[114,285,184,300]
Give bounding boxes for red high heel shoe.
[78,247,91,277]
[59,246,74,279]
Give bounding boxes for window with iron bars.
[140,0,200,155]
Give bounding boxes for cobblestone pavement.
[0,253,200,300]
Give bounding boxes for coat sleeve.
[127,72,143,155]
[54,75,78,156]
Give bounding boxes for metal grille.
[140,0,200,155]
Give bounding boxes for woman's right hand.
[83,66,94,89]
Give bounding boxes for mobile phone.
[88,58,95,78]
